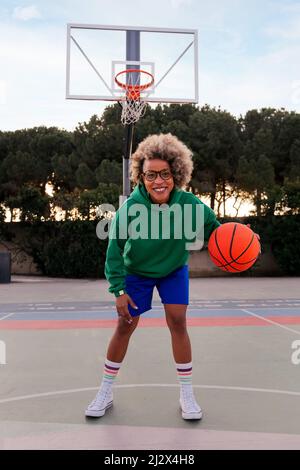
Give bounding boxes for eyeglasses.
[142,169,173,182]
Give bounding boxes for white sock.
[101,358,122,388]
[176,361,193,391]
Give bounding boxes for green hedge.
[21,220,108,278]
[268,215,300,276]
[2,215,300,277]
[220,214,300,276]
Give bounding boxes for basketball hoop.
[114,69,154,125]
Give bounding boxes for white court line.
[2,310,108,316]
[242,309,300,336]
[238,304,256,307]
[0,312,16,321]
[36,308,54,310]
[201,305,223,308]
[243,307,300,310]
[91,306,108,309]
[0,384,300,405]
[1,307,299,317]
[56,307,75,310]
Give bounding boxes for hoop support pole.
[120,30,140,205]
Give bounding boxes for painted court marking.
[0,312,16,321]
[242,309,300,336]
[0,383,300,405]
[0,301,299,331]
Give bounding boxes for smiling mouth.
[152,187,168,193]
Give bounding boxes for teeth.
[153,188,166,192]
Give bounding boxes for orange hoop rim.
[115,69,154,100]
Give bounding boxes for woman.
[85,133,221,420]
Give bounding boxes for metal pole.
[119,31,140,208]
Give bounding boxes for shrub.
[24,220,108,278]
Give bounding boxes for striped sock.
[176,361,193,387]
[102,358,122,385]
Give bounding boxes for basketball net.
[120,99,147,125]
[115,69,154,125]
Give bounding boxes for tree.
[17,187,50,222]
[77,183,120,220]
[51,153,77,192]
[51,190,78,220]
[276,112,300,184]
[236,154,275,216]
[0,151,37,187]
[76,162,97,189]
[188,105,241,211]
[238,108,289,215]
[280,181,300,215]
[289,139,300,179]
[95,159,122,185]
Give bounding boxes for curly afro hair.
[130,133,193,188]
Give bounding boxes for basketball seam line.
[230,225,256,265]
[209,251,258,268]
[214,227,239,271]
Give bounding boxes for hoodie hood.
[130,182,183,208]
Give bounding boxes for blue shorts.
[125,265,189,317]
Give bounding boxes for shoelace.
[90,386,112,408]
[181,388,200,412]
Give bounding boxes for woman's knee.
[166,316,187,333]
[116,316,139,335]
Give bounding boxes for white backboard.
[66,24,198,104]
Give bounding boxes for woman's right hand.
[116,294,138,324]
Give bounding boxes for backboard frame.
[66,23,199,104]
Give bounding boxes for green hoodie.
[105,183,220,295]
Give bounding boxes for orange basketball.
[208,223,261,273]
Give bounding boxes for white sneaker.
[85,383,114,418]
[179,386,203,420]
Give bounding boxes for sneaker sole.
[85,400,113,418]
[181,410,203,420]
[180,400,203,420]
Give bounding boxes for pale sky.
[1,0,300,131]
